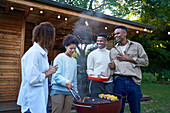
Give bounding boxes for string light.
[40,10,43,14]
[85,21,88,26]
[105,27,107,30]
[65,18,67,21]
[144,28,147,32]
[150,30,153,33]
[57,14,60,19]
[10,7,14,10]
[30,7,33,11]
[136,31,139,33]
[168,32,170,35]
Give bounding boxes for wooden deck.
[0,95,151,113]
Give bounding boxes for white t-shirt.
[120,43,128,55]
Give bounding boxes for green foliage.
[142,72,157,83]
[56,0,170,82]
[158,70,170,82]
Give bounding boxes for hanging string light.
[85,20,88,26]
[144,28,147,32]
[30,7,33,11]
[65,18,67,21]
[40,10,43,14]
[57,14,60,19]
[10,6,14,10]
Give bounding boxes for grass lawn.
[124,83,170,113]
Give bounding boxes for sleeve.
[73,60,78,93]
[24,52,46,87]
[52,55,70,87]
[86,53,95,76]
[132,43,149,67]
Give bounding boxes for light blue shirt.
[51,53,78,96]
[17,42,49,113]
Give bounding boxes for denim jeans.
[113,76,142,113]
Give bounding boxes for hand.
[117,52,136,64]
[117,52,130,61]
[90,74,95,76]
[108,62,115,69]
[66,82,72,90]
[45,64,58,77]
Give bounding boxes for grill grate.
[84,98,112,104]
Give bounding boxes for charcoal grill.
[69,93,122,113]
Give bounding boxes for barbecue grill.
[69,91,122,113]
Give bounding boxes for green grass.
[124,83,170,113]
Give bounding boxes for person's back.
[17,22,58,113]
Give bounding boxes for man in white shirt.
[87,33,113,94]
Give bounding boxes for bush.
[159,69,170,82]
[142,72,157,83]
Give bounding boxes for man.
[108,25,149,113]
[87,33,113,94]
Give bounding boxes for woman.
[17,22,58,113]
[51,34,79,113]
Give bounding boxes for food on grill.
[78,96,90,102]
[104,94,110,99]
[110,95,118,101]
[98,93,104,98]
[98,94,118,101]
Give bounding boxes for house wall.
[0,7,24,101]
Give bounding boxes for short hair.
[32,22,56,49]
[62,34,79,47]
[115,25,127,32]
[97,33,107,39]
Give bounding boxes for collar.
[33,42,48,56]
[115,39,133,48]
[97,47,107,52]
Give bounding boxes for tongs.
[70,88,82,101]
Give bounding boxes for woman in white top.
[17,22,58,113]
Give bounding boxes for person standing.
[87,33,113,94]
[17,22,58,113]
[108,25,149,113]
[50,34,79,113]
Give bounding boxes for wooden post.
[18,18,26,94]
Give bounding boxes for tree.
[55,0,170,81]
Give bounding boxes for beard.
[116,37,125,45]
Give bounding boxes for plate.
[88,76,109,81]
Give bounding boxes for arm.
[116,52,137,64]
[132,44,149,67]
[86,53,95,76]
[116,44,149,67]
[24,52,55,86]
[52,56,70,87]
[73,61,78,93]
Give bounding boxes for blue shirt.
[17,42,49,113]
[51,53,78,96]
